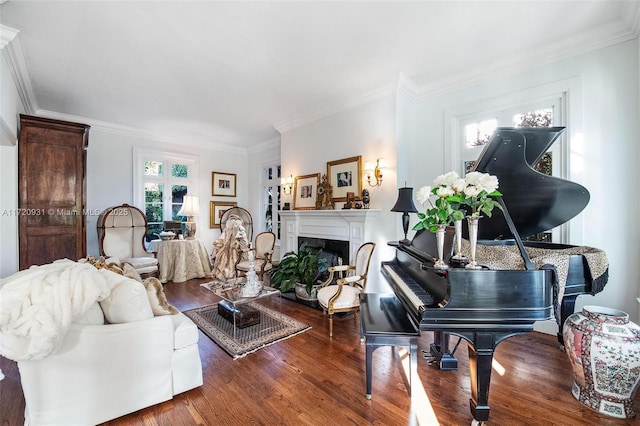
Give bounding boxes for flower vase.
[465,216,482,269]
[563,306,640,418]
[433,224,449,270]
[450,219,468,266]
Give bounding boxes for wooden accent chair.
[317,242,376,337]
[235,231,276,281]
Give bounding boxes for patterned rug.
[183,302,311,359]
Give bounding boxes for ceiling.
[1,1,639,152]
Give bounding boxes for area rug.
[183,302,311,359]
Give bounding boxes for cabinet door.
[18,115,90,269]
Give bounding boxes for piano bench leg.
[364,336,418,399]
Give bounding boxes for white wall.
[86,129,248,259]
[407,40,640,325]
[0,52,23,277]
[279,94,399,293]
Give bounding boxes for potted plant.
[270,243,329,301]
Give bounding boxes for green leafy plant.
[270,243,329,295]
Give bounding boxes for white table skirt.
[157,239,212,283]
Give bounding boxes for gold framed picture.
[326,155,362,202]
[293,173,320,210]
[210,201,237,228]
[211,171,237,197]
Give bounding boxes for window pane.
[145,161,163,176]
[145,183,163,204]
[465,119,497,148]
[513,108,553,128]
[265,186,273,232]
[172,164,188,178]
[171,185,188,220]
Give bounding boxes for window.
[134,150,198,241]
[262,163,281,240]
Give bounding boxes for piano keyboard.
[382,263,432,312]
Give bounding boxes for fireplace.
[279,210,380,263]
[298,237,349,281]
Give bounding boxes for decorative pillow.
[74,302,105,325]
[79,255,124,275]
[144,277,179,315]
[122,262,144,283]
[99,277,154,324]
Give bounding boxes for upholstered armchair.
[97,204,159,279]
[236,231,276,281]
[317,242,376,337]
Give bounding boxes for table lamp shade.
[178,195,200,239]
[391,187,418,245]
[391,187,418,213]
[178,195,201,217]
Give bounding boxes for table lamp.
[177,195,200,239]
[390,186,418,245]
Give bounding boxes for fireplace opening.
[298,237,349,282]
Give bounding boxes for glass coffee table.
[207,278,281,338]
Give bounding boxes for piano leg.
[558,294,578,346]
[467,334,495,422]
[429,331,458,370]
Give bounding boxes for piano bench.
[359,293,419,399]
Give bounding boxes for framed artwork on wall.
[211,171,237,197]
[326,155,362,202]
[293,173,320,210]
[210,201,237,228]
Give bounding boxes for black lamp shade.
[391,187,418,213]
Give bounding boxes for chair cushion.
[123,257,158,269]
[236,259,272,272]
[317,285,361,310]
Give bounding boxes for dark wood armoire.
[18,115,90,269]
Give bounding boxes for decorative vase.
[563,305,640,419]
[450,219,467,263]
[433,224,449,270]
[465,216,482,269]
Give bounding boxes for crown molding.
[36,109,248,155]
[273,84,395,134]
[1,27,38,114]
[247,136,280,156]
[0,24,18,49]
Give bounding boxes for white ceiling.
[1,1,639,152]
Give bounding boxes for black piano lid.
[472,127,590,241]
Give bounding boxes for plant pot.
[294,282,321,301]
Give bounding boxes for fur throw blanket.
[0,259,121,361]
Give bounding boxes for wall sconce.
[281,174,294,195]
[364,158,385,187]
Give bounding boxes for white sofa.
[18,311,202,426]
[10,260,203,426]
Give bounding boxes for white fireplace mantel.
[279,209,380,261]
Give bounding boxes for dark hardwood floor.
[1,277,639,425]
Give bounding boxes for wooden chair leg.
[329,314,333,337]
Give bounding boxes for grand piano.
[381,127,608,423]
